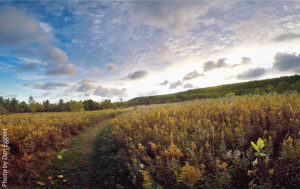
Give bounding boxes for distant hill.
[126,75,300,105]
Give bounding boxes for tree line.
[0,96,125,114]
[1,75,300,114]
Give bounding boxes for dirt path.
[42,119,113,189]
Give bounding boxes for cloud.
[42,92,51,96]
[0,7,50,46]
[77,78,96,92]
[88,67,101,75]
[125,70,148,80]
[231,57,252,68]
[131,1,216,33]
[39,22,53,33]
[42,46,77,75]
[0,7,76,76]
[169,80,183,89]
[203,58,228,72]
[272,33,300,42]
[228,13,275,41]
[183,70,204,81]
[23,82,68,90]
[241,57,252,65]
[16,58,45,72]
[183,83,194,89]
[45,64,77,76]
[155,44,174,61]
[43,47,69,64]
[273,53,300,72]
[107,65,116,72]
[159,80,169,85]
[236,67,266,80]
[94,86,127,98]
[17,62,38,71]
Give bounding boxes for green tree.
[43,100,51,112]
[28,96,38,112]
[10,98,19,112]
[0,104,7,114]
[225,92,235,97]
[58,99,65,112]
[70,101,84,112]
[19,101,29,112]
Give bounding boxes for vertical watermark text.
[2,128,9,188]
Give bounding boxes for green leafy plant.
[251,138,267,165]
[57,148,68,160]
[36,148,68,187]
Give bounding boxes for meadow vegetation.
[0,109,128,186]
[1,78,300,188]
[112,93,300,188]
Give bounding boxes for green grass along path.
[41,119,114,189]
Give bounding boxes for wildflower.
[226,150,232,159]
[48,176,53,180]
[265,156,269,167]
[247,170,253,176]
[142,170,152,189]
[138,143,145,151]
[287,136,293,144]
[216,158,228,170]
[234,150,241,158]
[168,142,183,157]
[205,141,210,150]
[57,175,64,179]
[179,162,202,188]
[62,179,67,183]
[269,169,274,175]
[140,163,145,169]
[149,142,157,151]
[191,142,197,152]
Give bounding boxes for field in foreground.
[0,108,129,186]
[0,94,299,188]
[112,93,300,188]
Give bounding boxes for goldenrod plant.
[0,108,128,186]
[112,94,300,188]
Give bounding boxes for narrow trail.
[43,119,113,189]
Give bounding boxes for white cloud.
[94,85,126,98]
[39,22,53,33]
[125,70,148,80]
[0,7,77,76]
[169,80,183,89]
[88,67,101,75]
[46,64,77,76]
[236,67,266,80]
[130,1,216,33]
[183,71,204,81]
[77,78,96,92]
[183,83,194,89]
[0,7,50,45]
[107,65,116,72]
[43,47,69,64]
[203,58,228,72]
[159,80,169,85]
[23,82,68,90]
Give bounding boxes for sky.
[0,0,300,103]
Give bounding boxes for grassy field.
[113,93,300,188]
[40,119,114,188]
[0,109,129,187]
[1,94,299,188]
